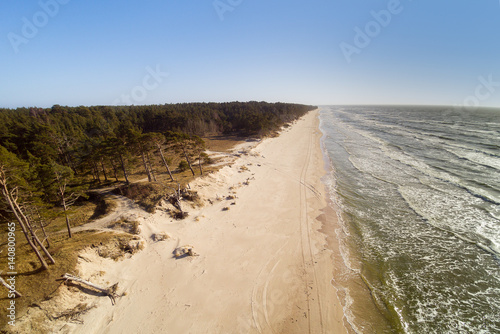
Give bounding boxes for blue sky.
[1,0,500,108]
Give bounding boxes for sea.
[319,106,500,333]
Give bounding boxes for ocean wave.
[397,184,500,258]
[319,106,500,333]
[443,146,500,171]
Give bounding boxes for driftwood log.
[0,276,22,298]
[58,274,119,305]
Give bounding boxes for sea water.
[319,106,500,333]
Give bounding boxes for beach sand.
[66,109,348,333]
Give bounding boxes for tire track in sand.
[299,125,324,334]
[250,118,324,333]
[251,241,290,333]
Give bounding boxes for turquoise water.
[319,106,500,333]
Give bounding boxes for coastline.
[318,111,396,334]
[29,109,348,333]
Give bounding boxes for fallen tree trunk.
[58,274,119,305]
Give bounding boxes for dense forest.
[0,102,315,168]
[0,101,315,273]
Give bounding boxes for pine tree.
[0,146,55,270]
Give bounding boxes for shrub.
[178,160,189,172]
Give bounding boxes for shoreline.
[21,109,349,333]
[317,109,403,334]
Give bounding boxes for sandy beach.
[52,109,348,334]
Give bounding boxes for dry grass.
[105,134,244,212]
[151,232,170,242]
[0,135,245,331]
[89,194,117,221]
[204,136,246,152]
[92,235,143,261]
[44,201,98,235]
[114,173,204,214]
[108,219,140,235]
[114,182,170,213]
[0,229,135,329]
[53,302,96,322]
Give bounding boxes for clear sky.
[1,0,500,108]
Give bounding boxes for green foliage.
[0,102,316,217]
[178,160,189,172]
[200,152,212,165]
[0,145,30,188]
[0,145,35,218]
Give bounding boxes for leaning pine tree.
[51,161,82,238]
[166,132,206,176]
[0,146,55,270]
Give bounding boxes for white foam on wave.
[445,146,500,170]
[320,106,500,333]
[322,168,362,273]
[398,184,500,258]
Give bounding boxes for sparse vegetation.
[108,219,141,235]
[173,245,197,258]
[0,231,137,328]
[181,189,201,204]
[178,160,189,173]
[89,193,117,220]
[114,183,163,213]
[170,210,189,220]
[93,235,143,260]
[151,232,170,242]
